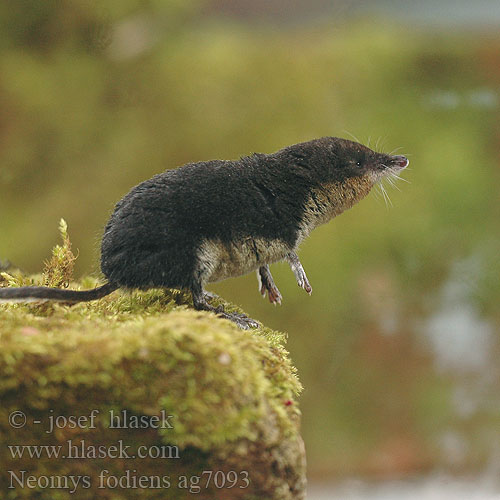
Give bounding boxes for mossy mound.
[0,224,305,499]
[0,288,305,499]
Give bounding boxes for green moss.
[41,218,76,288]
[0,306,301,442]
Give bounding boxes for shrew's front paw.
[296,269,312,295]
[287,252,312,295]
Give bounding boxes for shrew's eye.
[356,161,362,167]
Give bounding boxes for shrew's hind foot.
[217,309,260,330]
[192,287,259,330]
[257,265,282,305]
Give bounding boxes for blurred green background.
[1,0,499,486]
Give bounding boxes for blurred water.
[209,0,500,27]
[418,256,500,469]
[423,89,499,111]
[308,475,500,500]
[365,0,500,27]
[421,256,495,376]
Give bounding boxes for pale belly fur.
[197,237,291,284]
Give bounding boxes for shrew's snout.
[391,155,409,169]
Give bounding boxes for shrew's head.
[280,136,409,186]
[274,137,410,237]
[326,137,408,184]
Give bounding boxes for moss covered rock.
[0,281,305,499]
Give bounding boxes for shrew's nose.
[392,155,409,169]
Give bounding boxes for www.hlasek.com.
[8,469,250,494]
[8,439,179,460]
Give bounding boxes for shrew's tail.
[0,282,118,303]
